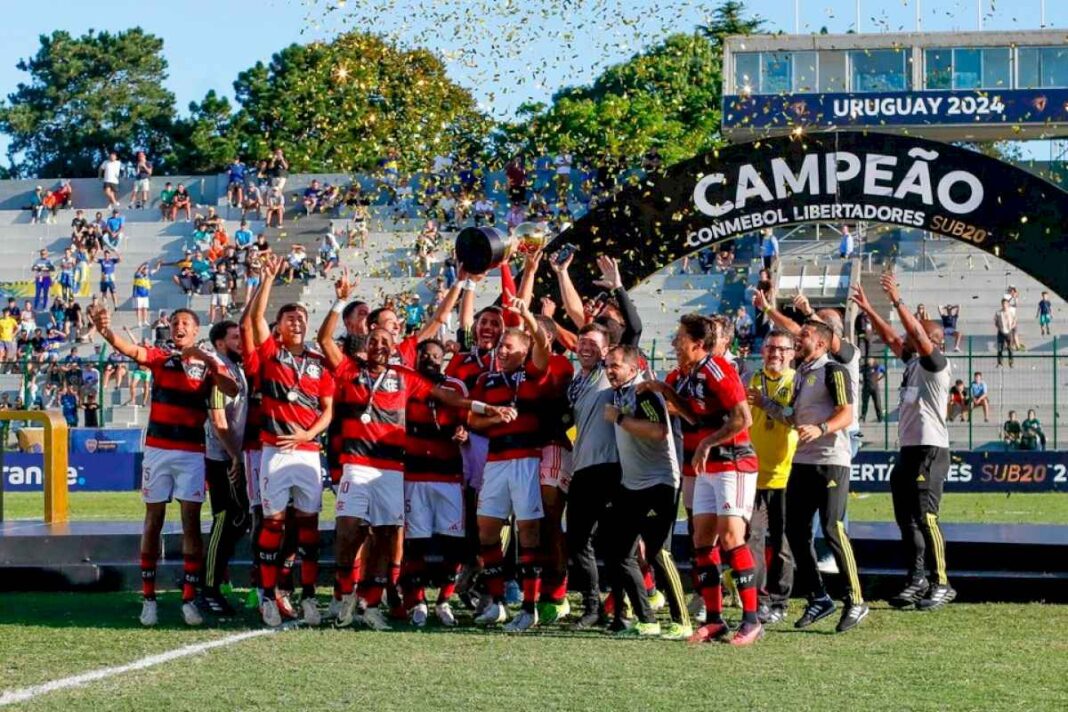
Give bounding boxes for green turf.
[4,490,1066,525]
[1,592,1065,710]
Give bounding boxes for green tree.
[225,33,487,173]
[0,28,178,178]
[170,91,240,174]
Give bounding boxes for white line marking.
[0,627,278,707]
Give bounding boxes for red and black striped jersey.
[666,354,756,476]
[539,353,574,449]
[405,375,466,483]
[256,338,334,452]
[391,334,417,368]
[445,347,494,391]
[331,357,431,471]
[144,347,212,453]
[470,361,549,462]
[242,347,263,451]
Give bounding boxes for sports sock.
[140,553,157,601]
[296,517,320,599]
[437,562,461,604]
[725,544,759,624]
[480,544,506,601]
[401,557,427,609]
[518,546,542,614]
[694,546,724,621]
[361,576,387,607]
[257,518,284,600]
[182,554,202,603]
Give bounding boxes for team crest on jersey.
[380,371,402,393]
[806,374,816,386]
[306,361,322,380]
[183,361,207,381]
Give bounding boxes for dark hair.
[275,303,307,321]
[533,315,557,339]
[608,344,641,366]
[342,300,367,323]
[679,313,716,350]
[418,338,445,354]
[475,305,504,322]
[803,319,835,343]
[209,320,238,348]
[765,328,793,344]
[367,306,395,328]
[578,322,609,340]
[170,308,200,326]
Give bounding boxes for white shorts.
[134,297,149,310]
[404,481,464,539]
[244,448,263,509]
[212,293,231,307]
[692,471,757,520]
[682,475,695,511]
[141,446,205,504]
[539,444,573,493]
[477,457,543,521]
[260,445,322,516]
[335,464,403,527]
[135,178,151,192]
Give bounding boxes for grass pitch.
[1,591,1066,710]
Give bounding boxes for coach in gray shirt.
[852,274,955,611]
[785,319,868,634]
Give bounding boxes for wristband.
[459,279,476,292]
[331,299,347,315]
[891,299,902,308]
[471,400,488,415]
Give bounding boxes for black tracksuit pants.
[565,463,620,607]
[205,456,251,591]
[891,446,950,585]
[749,487,793,608]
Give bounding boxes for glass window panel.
[981,48,1011,88]
[818,51,847,92]
[734,52,760,93]
[1018,48,1040,88]
[925,48,952,89]
[850,49,910,92]
[793,51,817,92]
[1040,47,1068,87]
[953,49,981,89]
[762,52,792,94]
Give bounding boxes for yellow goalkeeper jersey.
[748,368,798,489]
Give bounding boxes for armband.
[331,300,347,315]
[471,400,488,415]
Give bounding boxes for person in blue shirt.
[302,179,323,215]
[839,226,855,259]
[59,385,79,427]
[1037,290,1054,336]
[31,248,55,311]
[97,249,121,309]
[761,229,779,270]
[969,371,990,423]
[227,158,247,207]
[103,209,126,251]
[404,294,427,335]
[233,221,254,249]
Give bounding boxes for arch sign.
[536,131,1068,300]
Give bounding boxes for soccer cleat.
[836,600,870,633]
[410,602,429,628]
[916,584,957,611]
[361,607,393,631]
[139,600,158,627]
[889,578,930,609]
[276,593,298,620]
[301,598,321,626]
[326,597,342,620]
[660,622,693,641]
[219,581,234,596]
[762,605,788,625]
[687,620,731,643]
[504,580,522,606]
[687,594,707,624]
[333,594,357,628]
[260,599,283,628]
[181,601,204,626]
[795,596,837,629]
[474,601,508,626]
[647,589,666,611]
[615,621,661,638]
[435,602,457,627]
[729,620,765,647]
[537,598,571,625]
[503,609,538,633]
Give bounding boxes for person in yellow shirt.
[0,308,18,368]
[746,329,799,625]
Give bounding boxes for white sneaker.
[139,600,158,627]
[503,609,538,633]
[301,598,321,626]
[474,601,507,626]
[326,597,341,620]
[435,601,457,627]
[688,594,707,625]
[361,606,392,631]
[260,599,282,627]
[410,602,429,628]
[334,594,357,627]
[181,601,204,626]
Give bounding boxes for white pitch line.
[0,627,278,707]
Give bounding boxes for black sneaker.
[794,596,837,629]
[200,589,236,617]
[836,600,870,633]
[572,605,604,630]
[916,584,957,611]
[889,577,930,609]
[605,617,630,634]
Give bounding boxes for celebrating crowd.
[89,236,958,645]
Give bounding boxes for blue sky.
[0,1,1064,141]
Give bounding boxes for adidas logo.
[646,509,657,518]
[916,474,926,482]
[827,480,837,488]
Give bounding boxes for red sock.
[352,556,363,589]
[336,566,354,596]
[694,546,723,616]
[401,558,427,609]
[480,545,506,599]
[642,568,655,593]
[725,544,758,619]
[518,547,541,608]
[257,518,284,598]
[182,555,202,603]
[297,518,320,598]
[547,575,568,603]
[389,562,401,588]
[437,562,461,603]
[140,554,157,601]
[362,578,386,607]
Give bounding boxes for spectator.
[915,303,932,323]
[253,232,271,255]
[441,252,457,289]
[208,263,233,323]
[473,194,496,226]
[347,203,369,247]
[1037,291,1054,336]
[947,379,968,422]
[994,298,1016,368]
[0,308,17,370]
[242,182,263,220]
[714,245,734,272]
[102,347,128,391]
[152,310,171,348]
[97,249,121,309]
[505,202,526,233]
[124,337,153,406]
[227,157,247,207]
[172,183,193,221]
[860,357,885,423]
[505,155,527,205]
[1021,409,1046,451]
[48,297,68,338]
[969,371,990,422]
[59,385,79,427]
[61,347,82,387]
[71,209,89,245]
[265,187,285,227]
[83,391,100,427]
[318,233,340,276]
[1002,410,1022,449]
[44,181,72,222]
[553,151,573,202]
[83,296,103,343]
[839,225,854,258]
[132,261,162,327]
[938,304,963,352]
[159,182,176,221]
[29,185,46,224]
[760,228,779,271]
[733,306,753,350]
[269,148,289,191]
[103,209,126,250]
[282,244,308,283]
[244,249,263,305]
[436,191,457,228]
[57,247,76,302]
[98,151,122,208]
[302,179,323,215]
[18,301,36,339]
[129,151,152,209]
[1005,286,1023,350]
[31,248,55,311]
[404,294,426,335]
[190,250,212,290]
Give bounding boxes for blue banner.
[851,450,1068,493]
[1,453,140,492]
[69,428,144,454]
[722,89,1068,131]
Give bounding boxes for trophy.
[455,222,550,275]
[513,222,549,255]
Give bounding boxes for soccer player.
[239,301,267,609]
[317,275,509,630]
[853,276,955,610]
[469,299,551,631]
[603,345,690,640]
[643,315,763,646]
[745,330,798,624]
[249,255,335,627]
[785,320,868,633]
[92,307,239,627]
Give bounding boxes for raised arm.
[850,284,906,358]
[549,252,586,328]
[594,255,642,346]
[250,254,284,346]
[93,309,147,363]
[753,288,801,338]
[317,269,353,371]
[415,268,465,342]
[507,298,548,371]
[880,273,935,357]
[181,343,240,397]
[515,249,544,309]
